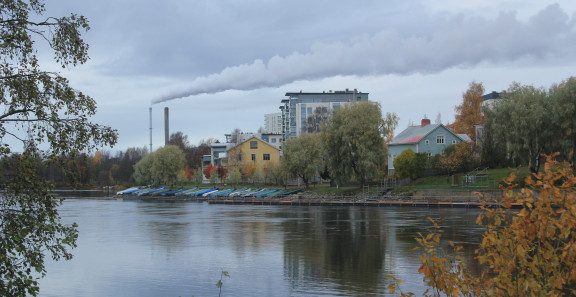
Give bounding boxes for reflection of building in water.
[281,207,482,295]
[224,214,280,254]
[283,209,327,288]
[282,207,394,294]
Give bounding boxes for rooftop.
[389,124,441,145]
[285,89,368,96]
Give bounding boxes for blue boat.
[229,188,251,197]
[188,188,218,197]
[178,188,199,195]
[201,188,220,197]
[139,188,167,196]
[116,187,140,195]
[254,189,279,198]
[210,188,235,198]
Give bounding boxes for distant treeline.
[2,134,212,188]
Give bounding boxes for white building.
[264,112,283,134]
[279,89,369,140]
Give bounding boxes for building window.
[263,154,270,161]
[251,154,256,161]
[271,138,276,143]
[452,140,457,144]
[237,154,242,161]
[425,140,429,145]
[250,141,258,149]
[437,135,445,144]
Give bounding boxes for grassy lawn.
[394,167,532,192]
[173,166,533,195]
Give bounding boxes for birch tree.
[0,1,117,295]
[454,81,484,143]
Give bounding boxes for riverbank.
[118,188,508,208]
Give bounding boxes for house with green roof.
[388,118,471,175]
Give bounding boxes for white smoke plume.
[153,4,576,104]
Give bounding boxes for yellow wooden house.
[226,136,281,180]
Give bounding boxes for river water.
[38,197,485,297]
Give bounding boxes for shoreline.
[116,188,509,208]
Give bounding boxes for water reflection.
[39,200,484,297]
[276,207,483,296]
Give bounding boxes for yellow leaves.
[399,156,576,297]
[92,150,101,164]
[516,244,526,258]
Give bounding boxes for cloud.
[153,4,576,104]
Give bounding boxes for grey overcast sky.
[43,0,576,152]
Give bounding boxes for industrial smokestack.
[149,107,153,152]
[164,107,169,146]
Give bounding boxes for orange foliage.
[204,164,215,179]
[390,154,576,296]
[92,150,101,164]
[242,162,256,180]
[183,166,194,181]
[454,81,484,143]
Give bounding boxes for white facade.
[264,112,282,134]
[261,133,283,149]
[280,89,369,140]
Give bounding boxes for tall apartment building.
[279,89,369,140]
[263,112,283,134]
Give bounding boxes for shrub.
[391,154,576,296]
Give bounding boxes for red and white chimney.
[421,118,431,127]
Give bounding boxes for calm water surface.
[38,197,485,297]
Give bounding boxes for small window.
[437,135,445,144]
[237,154,242,161]
[251,154,256,161]
[250,141,258,149]
[271,138,277,143]
[425,140,430,145]
[263,154,270,161]
[452,140,457,144]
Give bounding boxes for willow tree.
[0,1,117,296]
[321,101,398,186]
[133,152,154,185]
[150,145,185,185]
[281,132,322,188]
[485,82,553,173]
[133,145,185,186]
[549,76,576,165]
